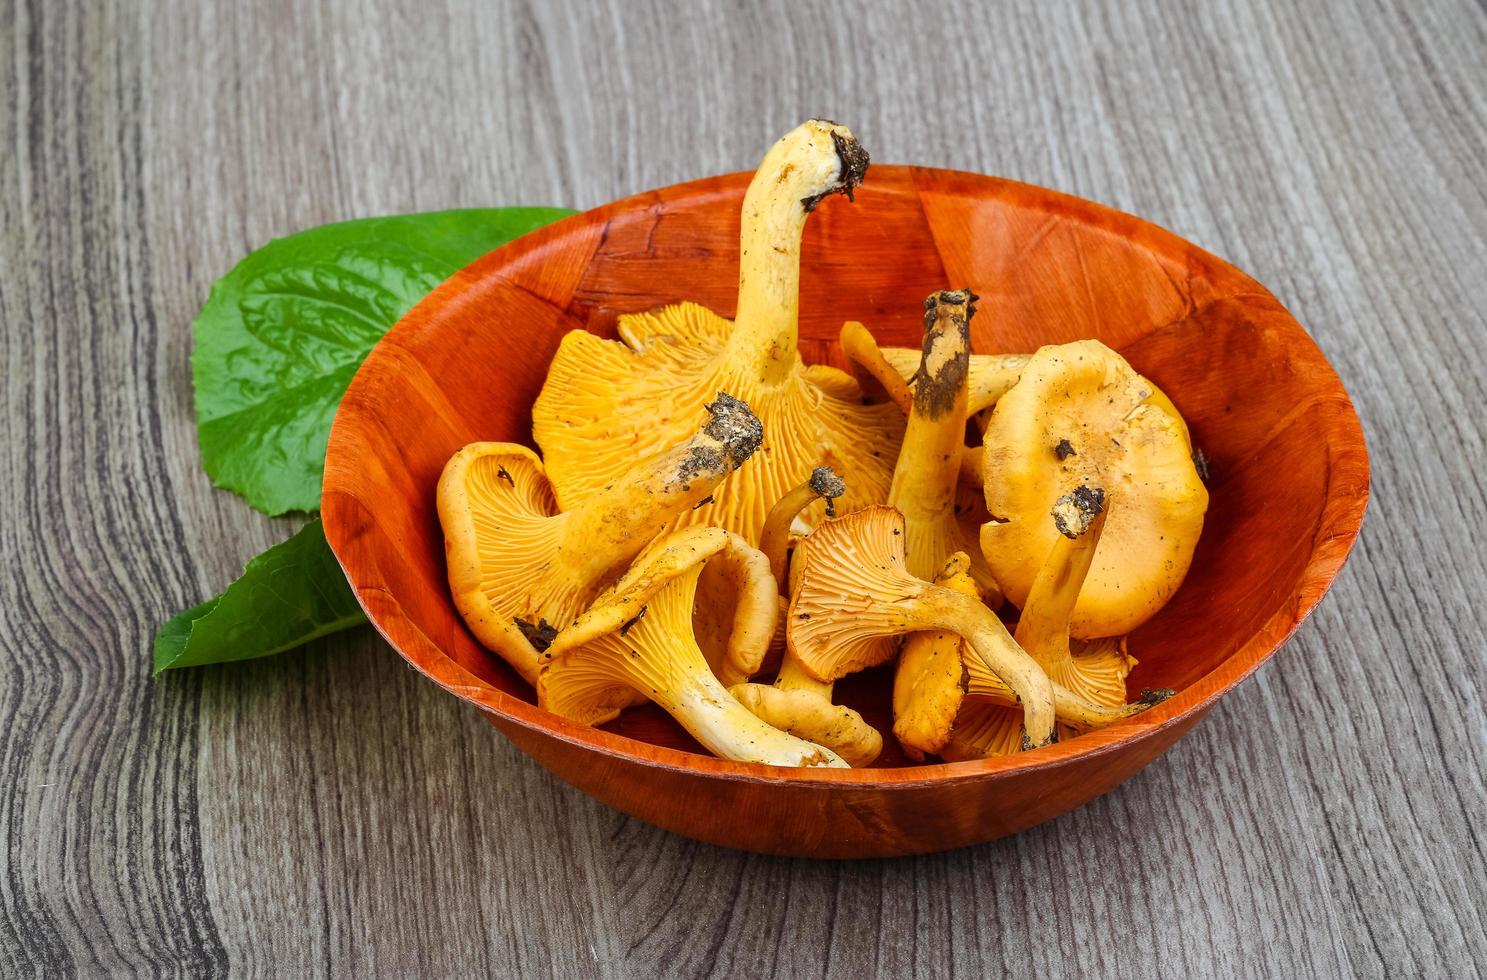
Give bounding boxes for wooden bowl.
[322,166,1368,858]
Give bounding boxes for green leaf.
[193,207,575,515]
[154,520,366,674]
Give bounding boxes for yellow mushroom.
[729,468,883,767]
[880,346,1191,488]
[887,289,1000,598]
[532,120,904,544]
[981,340,1207,637]
[891,553,978,761]
[788,506,1058,749]
[1012,487,1168,729]
[438,393,763,685]
[540,527,847,768]
[926,488,1174,760]
[757,465,848,582]
[686,527,781,687]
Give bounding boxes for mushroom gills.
[541,534,847,768]
[788,506,1058,749]
[532,120,904,544]
[731,468,884,767]
[438,393,763,685]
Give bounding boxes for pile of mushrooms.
[438,119,1209,768]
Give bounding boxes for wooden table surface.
[5,0,1485,976]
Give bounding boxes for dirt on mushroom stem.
[886,289,999,595]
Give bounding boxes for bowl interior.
[324,166,1368,772]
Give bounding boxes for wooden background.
[3,0,1484,976]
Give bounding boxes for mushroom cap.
[891,553,979,760]
[788,506,921,682]
[533,302,904,544]
[688,531,780,686]
[980,340,1207,637]
[541,547,715,727]
[882,347,1190,446]
[551,525,774,678]
[437,443,591,684]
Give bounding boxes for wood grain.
[2,0,1483,975]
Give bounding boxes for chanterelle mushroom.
[730,468,883,767]
[688,529,780,687]
[532,120,904,544]
[540,526,847,768]
[918,489,1173,760]
[880,346,1188,489]
[887,289,1000,598]
[891,553,980,761]
[438,393,763,685]
[980,339,1207,637]
[788,505,1058,748]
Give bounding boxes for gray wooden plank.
[2,0,1484,976]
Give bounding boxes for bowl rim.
[322,165,1371,788]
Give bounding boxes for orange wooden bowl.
[322,166,1368,858]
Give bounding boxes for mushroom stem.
[905,586,1058,748]
[766,468,847,703]
[728,121,868,386]
[758,466,846,583]
[1016,488,1108,659]
[1047,686,1172,730]
[773,655,834,700]
[888,289,977,582]
[559,392,762,585]
[840,321,912,412]
[542,547,847,768]
[734,468,881,764]
[674,668,848,767]
[730,684,882,767]
[1011,485,1174,731]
